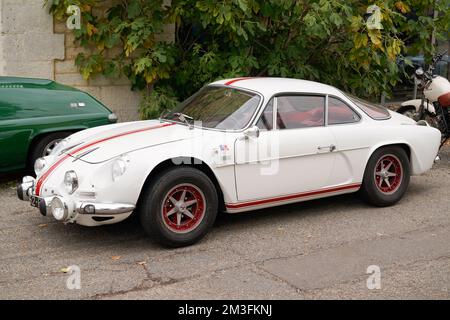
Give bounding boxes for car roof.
[0,76,53,85]
[211,77,343,97]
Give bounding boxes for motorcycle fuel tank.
[424,76,450,102]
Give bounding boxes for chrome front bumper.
[17,176,135,225]
[16,176,35,201]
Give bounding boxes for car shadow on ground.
[0,170,26,185]
[38,192,366,251]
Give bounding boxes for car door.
[234,94,337,202]
[326,95,371,186]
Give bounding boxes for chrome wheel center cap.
[175,202,186,212]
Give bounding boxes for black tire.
[139,166,218,247]
[28,132,72,168]
[360,146,410,207]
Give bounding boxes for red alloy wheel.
[161,183,206,233]
[374,154,403,194]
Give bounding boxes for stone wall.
[0,0,174,122]
[0,0,64,80]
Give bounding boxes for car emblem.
[70,102,86,108]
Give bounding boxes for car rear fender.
[366,127,440,176]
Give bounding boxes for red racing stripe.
[35,123,175,195]
[226,183,361,209]
[224,77,253,86]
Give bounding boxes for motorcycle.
[398,51,450,148]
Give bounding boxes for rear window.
[344,93,391,120]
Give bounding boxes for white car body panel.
[27,77,441,225]
[234,126,337,201]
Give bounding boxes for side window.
[328,97,360,125]
[256,99,274,130]
[276,95,325,129]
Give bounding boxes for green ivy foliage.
[45,0,450,119]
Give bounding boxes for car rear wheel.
[139,166,218,247]
[360,146,410,207]
[28,132,72,169]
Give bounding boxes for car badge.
[70,102,86,108]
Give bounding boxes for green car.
[0,77,117,173]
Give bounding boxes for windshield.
[344,92,391,120]
[162,86,261,130]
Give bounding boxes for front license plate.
[30,195,41,208]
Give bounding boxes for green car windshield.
[162,86,261,130]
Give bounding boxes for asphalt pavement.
[0,147,449,299]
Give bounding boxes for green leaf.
[350,16,363,32]
[134,57,152,74]
[128,0,141,19]
[354,33,368,49]
[368,29,382,48]
[237,0,249,13]
[303,14,316,27]
[330,13,343,27]
[105,33,120,49]
[104,61,119,78]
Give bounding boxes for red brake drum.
[438,92,450,108]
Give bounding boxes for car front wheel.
[360,146,410,207]
[139,166,218,247]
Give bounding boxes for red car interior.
[278,107,324,128]
[278,105,356,129]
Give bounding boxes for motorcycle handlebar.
[430,50,447,69]
[420,50,446,79]
[414,49,447,87]
[433,50,446,62]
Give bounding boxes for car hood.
[61,120,192,163]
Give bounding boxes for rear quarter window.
[345,93,391,120]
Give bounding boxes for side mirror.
[243,126,260,139]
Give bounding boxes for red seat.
[280,107,324,128]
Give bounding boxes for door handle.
[317,144,336,152]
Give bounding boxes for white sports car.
[17,77,441,247]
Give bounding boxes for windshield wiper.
[173,112,194,129]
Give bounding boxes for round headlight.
[64,171,78,194]
[34,158,47,176]
[112,156,129,181]
[50,197,68,221]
